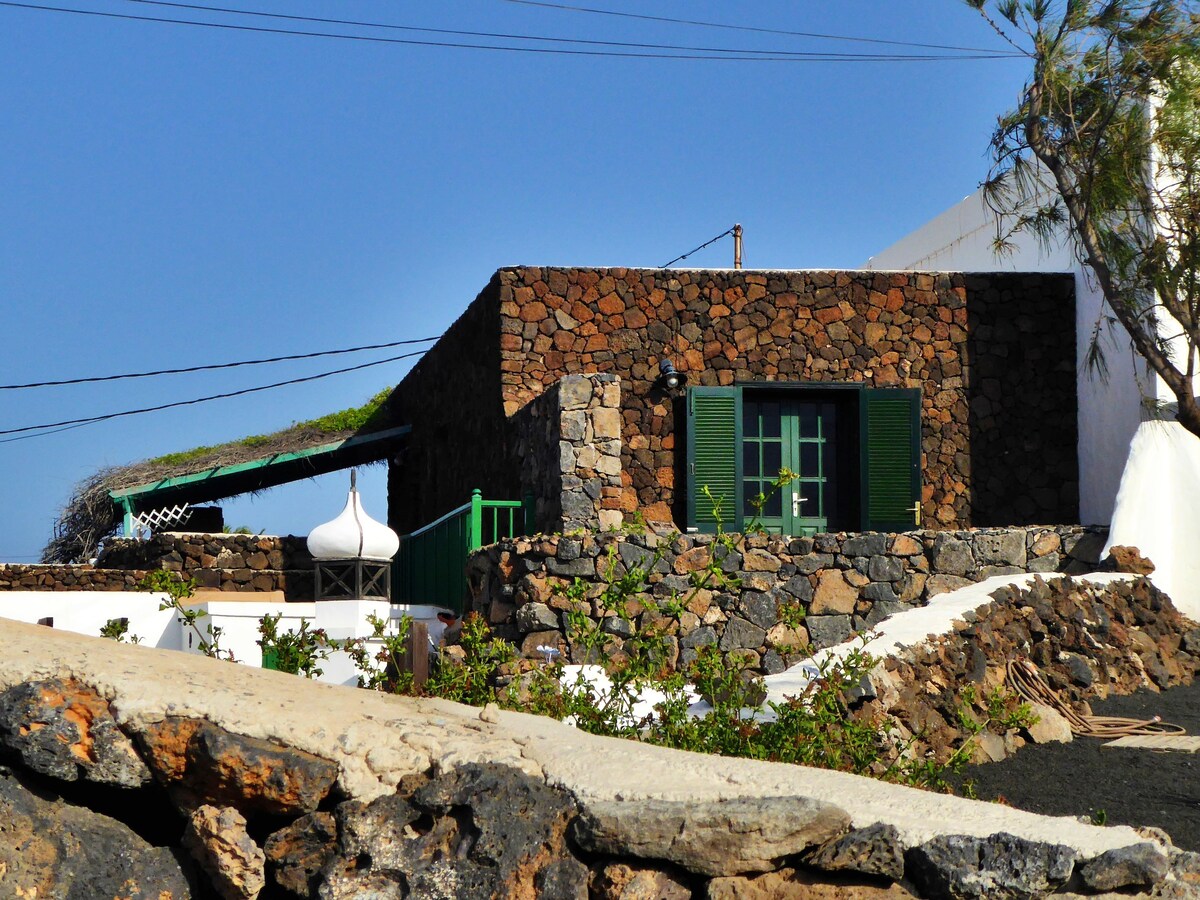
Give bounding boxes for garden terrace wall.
[466,525,1107,676]
[860,575,1200,767]
[385,267,1078,535]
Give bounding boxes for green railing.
[394,489,534,613]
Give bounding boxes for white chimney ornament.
[307,471,399,561]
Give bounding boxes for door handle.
[909,501,921,526]
[792,492,806,517]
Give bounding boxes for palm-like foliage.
[968,0,1200,433]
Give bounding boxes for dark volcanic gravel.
[952,680,1200,851]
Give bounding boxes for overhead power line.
[0,336,440,391]
[0,348,427,443]
[120,0,1021,60]
[661,227,737,268]
[498,0,1023,56]
[0,1,1021,61]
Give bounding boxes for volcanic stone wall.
[0,565,149,592]
[386,274,513,534]
[385,267,1077,535]
[866,574,1200,767]
[467,524,1107,677]
[0,533,319,600]
[511,372,625,533]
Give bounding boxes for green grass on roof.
[147,388,392,468]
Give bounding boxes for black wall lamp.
[655,358,689,392]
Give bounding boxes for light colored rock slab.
[0,616,1161,866]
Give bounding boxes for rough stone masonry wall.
[467,525,1107,675]
[0,535,319,596]
[861,575,1199,768]
[494,267,1078,528]
[0,564,150,592]
[511,372,625,533]
[0,616,1195,900]
[385,273,514,535]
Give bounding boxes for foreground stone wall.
[385,267,1078,535]
[467,525,1107,674]
[0,617,1194,899]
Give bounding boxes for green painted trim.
[118,497,135,537]
[469,489,483,550]
[108,424,411,507]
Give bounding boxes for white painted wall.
[865,190,1146,526]
[0,592,450,688]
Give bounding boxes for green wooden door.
[860,388,922,532]
[742,398,836,536]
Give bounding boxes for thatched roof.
[45,388,399,564]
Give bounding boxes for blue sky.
[0,1,1030,561]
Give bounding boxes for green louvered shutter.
[686,386,739,532]
[860,388,921,532]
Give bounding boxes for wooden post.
[404,621,430,690]
[733,223,743,269]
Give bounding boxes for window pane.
[800,442,820,476]
[798,489,818,518]
[763,441,782,476]
[743,487,759,517]
[761,403,782,438]
[743,442,759,477]
[742,401,760,437]
[762,488,782,517]
[798,404,818,438]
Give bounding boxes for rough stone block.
[972,531,1027,567]
[719,617,767,651]
[0,678,151,788]
[558,376,592,410]
[905,832,1077,899]
[137,718,338,816]
[930,534,975,577]
[571,796,851,877]
[811,570,857,615]
[867,555,904,582]
[842,534,887,557]
[806,615,853,649]
[0,771,194,898]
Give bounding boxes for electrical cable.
[122,0,1006,60]
[661,227,736,268]
[0,349,427,441]
[0,336,439,390]
[498,0,1022,56]
[0,1,1021,61]
[1006,658,1184,738]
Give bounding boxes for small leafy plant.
[257,613,331,679]
[100,617,142,644]
[137,570,235,661]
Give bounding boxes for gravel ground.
[951,680,1200,851]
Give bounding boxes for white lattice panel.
[131,504,191,538]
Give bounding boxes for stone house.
[385,266,1078,539]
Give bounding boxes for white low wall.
[0,591,449,687]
